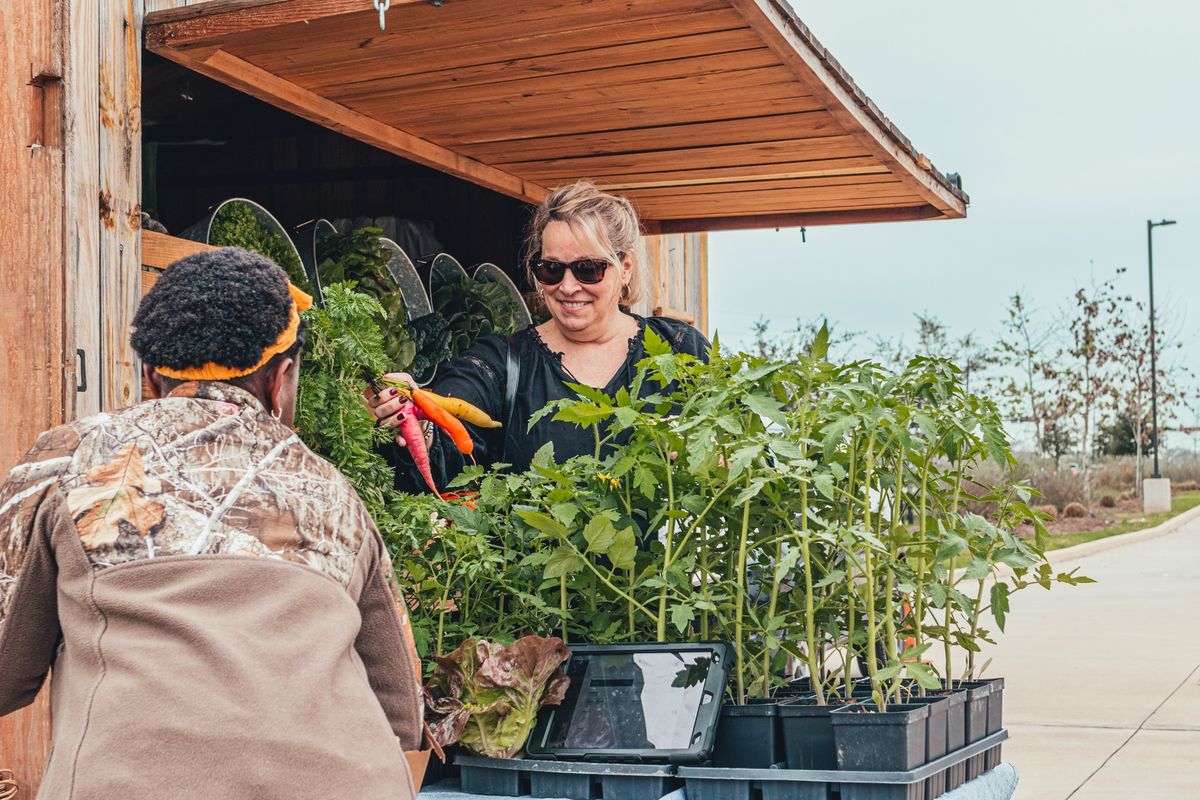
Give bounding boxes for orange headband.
[155,283,314,381]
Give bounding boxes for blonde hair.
[524,181,644,307]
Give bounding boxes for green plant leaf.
[813,473,835,500]
[551,502,580,526]
[544,547,586,579]
[990,582,1010,632]
[809,322,830,361]
[670,602,694,634]
[743,393,788,427]
[583,515,617,555]
[609,527,637,571]
[554,404,613,427]
[634,466,657,499]
[516,510,569,538]
[907,661,943,690]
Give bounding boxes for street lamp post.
[1147,218,1176,479]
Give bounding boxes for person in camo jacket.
[0,248,424,799]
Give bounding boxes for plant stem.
[735,473,753,704]
[628,567,636,638]
[656,436,677,642]
[560,576,568,643]
[700,533,711,640]
[884,451,903,702]
[944,459,965,683]
[762,535,783,688]
[568,538,659,621]
[862,437,882,711]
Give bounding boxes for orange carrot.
[398,407,437,494]
[411,388,474,457]
[379,378,500,429]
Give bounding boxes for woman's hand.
[365,373,434,449]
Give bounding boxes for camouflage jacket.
[0,381,422,799]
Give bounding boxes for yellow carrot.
[380,378,501,429]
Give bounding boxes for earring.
[272,407,282,421]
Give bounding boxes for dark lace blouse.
[385,315,710,494]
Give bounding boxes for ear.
[266,357,295,414]
[143,364,164,399]
[620,251,635,286]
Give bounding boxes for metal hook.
[372,0,391,30]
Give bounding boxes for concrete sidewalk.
[977,514,1200,799]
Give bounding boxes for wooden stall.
[1,0,966,791]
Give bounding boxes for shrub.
[1033,504,1058,520]
[1172,480,1198,493]
[1062,502,1087,518]
[1099,493,1117,508]
[1025,467,1085,512]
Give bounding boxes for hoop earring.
[272,407,282,421]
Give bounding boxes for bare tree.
[1063,276,1123,512]
[1106,296,1194,495]
[992,294,1059,454]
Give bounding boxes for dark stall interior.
[141,52,532,273]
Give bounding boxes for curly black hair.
[131,247,305,390]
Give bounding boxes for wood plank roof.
[145,0,968,230]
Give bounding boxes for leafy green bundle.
[208,201,309,294]
[433,275,522,361]
[406,311,452,380]
[294,283,397,511]
[316,228,416,371]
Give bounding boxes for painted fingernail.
[390,388,399,397]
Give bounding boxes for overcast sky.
[708,1,1200,420]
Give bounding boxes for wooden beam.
[728,0,967,217]
[621,172,899,200]
[99,0,144,411]
[66,0,101,420]
[500,135,868,180]
[144,0,419,48]
[698,232,709,337]
[655,205,945,233]
[455,111,842,163]
[597,161,889,192]
[145,46,547,204]
[142,229,215,269]
[314,26,764,98]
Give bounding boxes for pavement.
[975,508,1200,799]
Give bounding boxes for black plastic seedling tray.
[454,730,1007,800]
[455,755,678,800]
[678,730,1008,800]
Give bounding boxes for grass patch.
[1045,491,1200,551]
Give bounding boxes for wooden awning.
[145,0,968,232]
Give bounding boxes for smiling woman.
[369,180,710,493]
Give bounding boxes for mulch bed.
[1015,497,1149,538]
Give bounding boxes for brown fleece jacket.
[0,382,422,799]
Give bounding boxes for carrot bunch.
[365,372,502,496]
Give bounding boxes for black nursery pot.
[902,695,950,799]
[983,677,1005,734]
[712,703,781,768]
[779,696,858,770]
[955,681,996,744]
[830,701,930,772]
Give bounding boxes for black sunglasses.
[532,254,623,286]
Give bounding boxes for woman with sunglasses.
[369,180,709,492]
